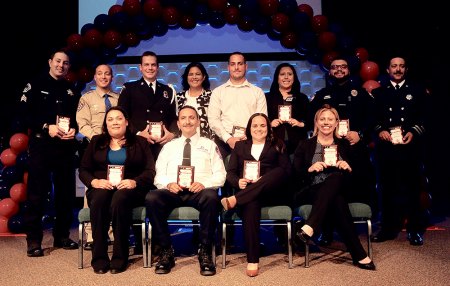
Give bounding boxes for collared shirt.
[208,79,267,143]
[76,88,119,139]
[154,132,226,189]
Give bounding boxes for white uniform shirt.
[154,132,226,189]
[207,79,267,143]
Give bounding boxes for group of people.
[18,49,428,277]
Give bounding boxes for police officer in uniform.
[118,51,177,160]
[371,56,427,246]
[19,49,81,257]
[308,58,377,245]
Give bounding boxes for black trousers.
[376,141,426,234]
[294,173,368,261]
[235,167,289,263]
[24,137,76,247]
[145,188,219,248]
[87,187,146,268]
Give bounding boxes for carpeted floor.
[1,215,449,286]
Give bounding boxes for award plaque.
[107,165,124,186]
[243,160,260,181]
[278,105,292,122]
[390,126,403,144]
[56,115,70,133]
[177,165,195,188]
[149,122,163,139]
[232,126,246,138]
[338,119,350,137]
[323,145,338,166]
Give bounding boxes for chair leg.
[221,223,227,269]
[141,222,148,268]
[304,240,310,268]
[367,219,373,260]
[287,221,293,268]
[148,223,152,267]
[78,222,84,269]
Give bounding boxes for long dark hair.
[269,63,301,95]
[245,113,286,153]
[181,62,210,90]
[97,106,135,149]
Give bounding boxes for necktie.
[104,94,112,111]
[149,82,154,96]
[182,138,191,166]
[395,84,400,90]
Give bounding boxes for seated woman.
[221,113,292,277]
[79,106,156,274]
[292,104,375,270]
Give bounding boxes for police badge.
[351,89,358,96]
[406,94,413,100]
[163,91,169,98]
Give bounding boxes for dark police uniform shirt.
[372,80,426,138]
[118,77,177,135]
[310,81,375,141]
[19,72,80,144]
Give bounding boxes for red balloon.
[103,29,123,49]
[0,216,8,233]
[1,148,17,167]
[180,15,197,30]
[83,29,103,49]
[271,13,290,33]
[362,79,381,95]
[108,4,123,16]
[360,61,380,82]
[66,33,84,52]
[224,6,240,25]
[312,15,328,33]
[298,4,313,19]
[355,47,369,63]
[0,198,19,218]
[322,51,340,69]
[259,0,279,16]
[162,6,180,26]
[318,31,337,52]
[78,67,95,83]
[208,0,227,11]
[10,183,27,203]
[123,32,140,47]
[122,0,141,16]
[9,133,29,154]
[143,0,162,19]
[280,32,298,49]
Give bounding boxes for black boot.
[155,246,175,274]
[198,244,216,276]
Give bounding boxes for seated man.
[145,106,226,276]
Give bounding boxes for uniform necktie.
[395,84,400,90]
[149,82,154,96]
[104,94,112,111]
[182,138,191,166]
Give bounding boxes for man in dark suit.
[371,56,428,246]
[118,51,178,160]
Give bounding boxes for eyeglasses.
[330,64,348,70]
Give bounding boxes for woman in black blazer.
[292,104,375,270]
[221,113,291,277]
[79,106,156,274]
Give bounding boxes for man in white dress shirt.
[145,106,226,276]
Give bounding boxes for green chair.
[221,205,294,269]
[77,206,149,269]
[293,202,373,268]
[147,206,216,267]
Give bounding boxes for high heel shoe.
[246,264,259,277]
[296,229,311,243]
[353,260,376,271]
[221,198,232,211]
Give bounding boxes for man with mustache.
[308,58,377,246]
[371,56,428,246]
[145,106,226,276]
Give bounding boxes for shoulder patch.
[77,100,85,112]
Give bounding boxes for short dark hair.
[181,62,210,90]
[228,51,246,64]
[178,105,199,119]
[141,51,158,65]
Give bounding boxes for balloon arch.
[1,0,383,234]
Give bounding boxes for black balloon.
[94,14,111,33]
[7,214,24,233]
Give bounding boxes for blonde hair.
[312,104,341,138]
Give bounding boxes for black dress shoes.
[407,232,424,246]
[354,261,376,271]
[370,231,397,243]
[83,242,93,251]
[54,238,78,249]
[93,267,109,274]
[155,246,175,274]
[27,247,44,257]
[110,266,127,274]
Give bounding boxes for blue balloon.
[194,4,209,24]
[15,151,29,170]
[152,20,169,37]
[292,12,311,34]
[111,11,130,33]
[7,214,24,233]
[254,16,270,35]
[80,23,95,36]
[131,14,151,35]
[2,166,20,185]
[209,11,226,29]
[279,0,298,16]
[94,14,111,33]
